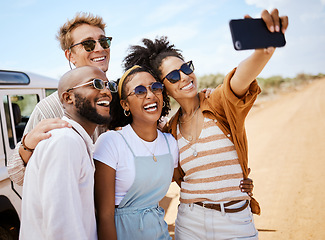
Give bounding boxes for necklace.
[179,106,200,157]
[139,136,158,162]
[179,104,200,124]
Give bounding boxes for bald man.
[19,66,112,240]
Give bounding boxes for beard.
[74,93,110,125]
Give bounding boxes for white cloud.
[245,0,325,16]
[245,0,290,10]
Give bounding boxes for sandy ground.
[161,78,325,239]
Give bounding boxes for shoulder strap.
[162,133,171,154]
[116,132,135,157]
[71,126,93,165]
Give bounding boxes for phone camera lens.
[235,41,242,50]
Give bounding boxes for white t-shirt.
[93,124,179,205]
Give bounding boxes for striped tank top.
[177,117,250,204]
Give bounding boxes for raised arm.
[7,103,70,185]
[19,118,71,164]
[230,8,289,98]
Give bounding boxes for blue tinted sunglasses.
[126,82,164,99]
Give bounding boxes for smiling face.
[68,67,112,124]
[121,71,163,126]
[159,56,198,101]
[67,24,110,72]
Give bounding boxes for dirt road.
[162,78,325,239]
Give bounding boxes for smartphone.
[229,18,286,50]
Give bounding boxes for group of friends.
[7,8,288,240]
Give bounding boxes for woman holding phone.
[122,8,288,240]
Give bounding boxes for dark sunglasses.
[126,82,164,99]
[162,61,194,83]
[66,78,118,93]
[69,37,112,52]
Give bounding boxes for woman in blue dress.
[94,65,179,240]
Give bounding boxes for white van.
[0,70,58,239]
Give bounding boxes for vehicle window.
[3,94,39,148]
[45,89,57,97]
[3,97,14,149]
[0,70,30,85]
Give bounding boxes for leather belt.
[194,200,249,213]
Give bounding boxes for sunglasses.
[162,61,194,83]
[69,37,112,52]
[126,82,164,99]
[66,78,118,93]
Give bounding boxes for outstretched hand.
[260,8,288,34]
[245,8,289,54]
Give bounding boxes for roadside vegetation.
[169,72,325,111]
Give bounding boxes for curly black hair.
[123,36,184,81]
[107,66,171,130]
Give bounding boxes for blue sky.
[1,0,324,81]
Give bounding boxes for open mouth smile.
[144,102,158,112]
[92,56,106,63]
[96,99,110,107]
[181,81,194,90]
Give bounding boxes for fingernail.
[275,25,280,32]
[270,26,274,32]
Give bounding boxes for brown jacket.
[163,68,261,215]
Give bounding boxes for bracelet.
[21,134,34,152]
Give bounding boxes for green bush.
[168,72,324,113]
[198,72,325,95]
[198,73,225,90]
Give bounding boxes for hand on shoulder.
[23,118,71,151]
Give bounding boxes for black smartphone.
[229,18,286,50]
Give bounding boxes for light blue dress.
[115,133,174,240]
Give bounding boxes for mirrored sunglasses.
[69,37,112,52]
[162,61,194,83]
[67,78,118,93]
[126,82,164,99]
